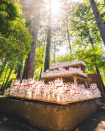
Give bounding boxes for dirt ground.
[0,101,105,131]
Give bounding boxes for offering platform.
[0,97,101,131]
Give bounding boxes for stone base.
[0,97,101,131]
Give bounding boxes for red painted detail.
[50,92,54,94]
[56,85,62,88]
[92,87,98,90]
[13,85,19,86]
[28,83,34,85]
[23,85,27,86]
[66,89,70,91]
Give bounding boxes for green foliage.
[0,0,32,67]
[0,66,16,88]
[34,46,45,80]
[6,78,14,89]
[68,1,105,85]
[0,0,32,88]
[0,0,18,35]
[74,43,105,71]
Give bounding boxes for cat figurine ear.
[60,78,62,81]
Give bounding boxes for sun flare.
[51,1,60,14]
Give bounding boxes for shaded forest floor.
[0,100,105,131]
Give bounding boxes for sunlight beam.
[51,0,60,15]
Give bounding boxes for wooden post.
[83,68,85,73]
[85,80,88,88]
[73,75,78,84]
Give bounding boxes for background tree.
[22,0,42,79]
[89,0,105,46]
[0,0,32,90]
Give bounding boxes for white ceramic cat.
[21,79,28,87]
[32,80,39,99]
[36,84,42,99]
[91,83,101,98]
[71,87,79,101]
[64,83,72,101]
[10,79,20,96]
[4,88,10,96]
[55,78,63,92]
[41,85,47,100]
[39,80,44,88]
[27,77,35,88]
[25,86,32,99]
[60,87,67,102]
[46,85,51,101]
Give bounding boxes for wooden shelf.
[42,73,87,82]
[42,73,88,88]
[6,96,101,105]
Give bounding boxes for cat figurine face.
[28,77,35,86]
[39,80,44,87]
[55,78,63,88]
[64,83,70,90]
[48,81,54,90]
[21,79,27,87]
[13,79,20,87]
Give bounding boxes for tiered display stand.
[42,62,88,88]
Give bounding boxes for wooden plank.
[42,73,87,80]
[87,74,101,82]
[74,75,87,81]
[6,96,101,105]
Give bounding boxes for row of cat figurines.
[50,59,86,70]
[41,67,87,78]
[4,78,101,103]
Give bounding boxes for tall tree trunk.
[96,67,100,74]
[0,59,7,78]
[22,58,28,79]
[0,82,4,94]
[2,67,13,95]
[22,1,40,79]
[96,67,105,92]
[44,2,51,72]
[66,22,72,52]
[0,66,9,92]
[39,68,42,81]
[90,0,105,46]
[17,59,23,82]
